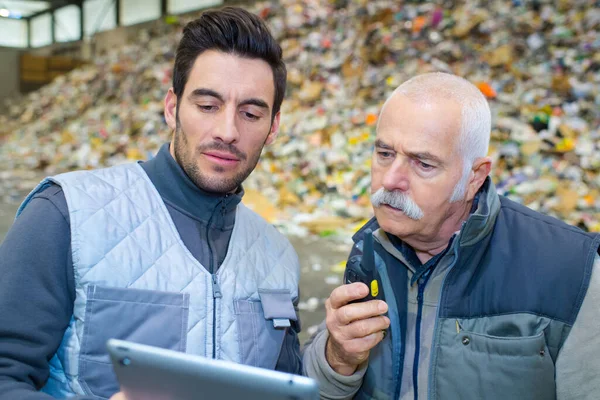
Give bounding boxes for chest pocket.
[234,289,297,370]
[433,316,556,400]
[78,285,189,399]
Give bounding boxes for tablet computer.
[107,339,319,400]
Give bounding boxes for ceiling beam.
[25,0,81,21]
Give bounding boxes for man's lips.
[383,204,404,213]
[203,151,241,166]
[204,150,240,161]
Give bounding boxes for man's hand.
[324,282,390,376]
[109,392,127,400]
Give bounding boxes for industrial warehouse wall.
[0,47,21,111]
[0,0,256,105]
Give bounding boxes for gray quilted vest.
[17,162,300,399]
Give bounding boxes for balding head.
[370,72,493,249]
[379,72,491,201]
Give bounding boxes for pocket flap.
[89,285,189,307]
[258,289,297,321]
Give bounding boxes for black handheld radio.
[344,229,383,303]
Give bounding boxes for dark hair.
[173,7,287,119]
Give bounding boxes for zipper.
[212,274,223,298]
[211,273,222,359]
[413,270,433,400]
[427,224,464,399]
[207,197,224,359]
[370,236,404,400]
[212,272,222,298]
[413,226,461,399]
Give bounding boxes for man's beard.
[172,118,265,194]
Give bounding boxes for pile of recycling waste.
[1,0,598,238]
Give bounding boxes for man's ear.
[466,156,492,201]
[164,88,178,132]
[264,112,281,146]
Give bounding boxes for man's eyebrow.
[375,139,445,165]
[189,88,224,102]
[189,89,270,111]
[407,151,444,165]
[374,139,394,150]
[239,98,270,110]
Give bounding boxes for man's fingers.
[328,283,369,309]
[338,330,387,355]
[336,300,388,325]
[362,330,387,348]
[345,316,390,339]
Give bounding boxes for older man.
[303,72,600,399]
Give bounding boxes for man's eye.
[242,112,259,121]
[198,105,217,112]
[418,161,434,170]
[378,151,393,158]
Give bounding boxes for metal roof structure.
[0,1,79,20]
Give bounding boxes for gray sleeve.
[556,253,600,399]
[302,322,366,400]
[0,185,79,399]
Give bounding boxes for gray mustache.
[371,188,424,220]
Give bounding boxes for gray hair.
[388,72,491,202]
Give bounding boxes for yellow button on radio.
[370,280,379,297]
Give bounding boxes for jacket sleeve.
[0,185,84,399]
[555,253,600,399]
[301,322,367,400]
[301,242,368,399]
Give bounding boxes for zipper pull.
[212,275,222,299]
[221,194,231,215]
